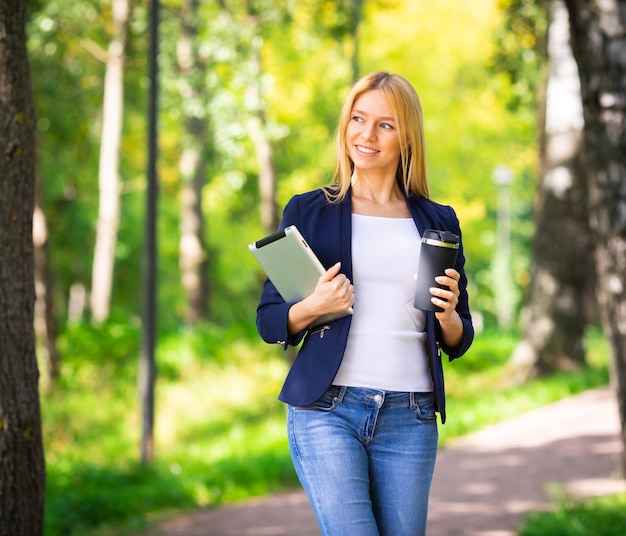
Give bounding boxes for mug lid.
[422,229,459,248]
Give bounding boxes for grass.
[41,322,613,535]
[517,492,626,536]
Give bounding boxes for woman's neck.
[350,177,410,218]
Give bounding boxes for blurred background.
[24,0,621,534]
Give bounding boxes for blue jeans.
[288,386,438,536]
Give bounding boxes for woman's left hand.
[431,268,460,321]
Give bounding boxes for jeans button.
[374,394,383,404]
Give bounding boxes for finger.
[434,277,453,291]
[344,284,355,305]
[430,287,457,305]
[332,274,347,291]
[435,275,458,291]
[444,268,460,281]
[320,262,341,282]
[431,296,449,311]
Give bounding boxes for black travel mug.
[413,229,460,312]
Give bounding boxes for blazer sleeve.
[255,196,308,349]
[438,205,474,360]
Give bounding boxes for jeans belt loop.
[410,392,418,410]
[335,385,348,403]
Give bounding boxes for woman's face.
[346,89,401,177]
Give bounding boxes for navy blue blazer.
[256,188,474,424]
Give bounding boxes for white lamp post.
[492,165,514,328]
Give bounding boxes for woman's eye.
[380,122,393,129]
[352,115,364,123]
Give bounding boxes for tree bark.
[177,0,211,324]
[564,0,626,474]
[0,0,46,532]
[90,0,131,324]
[510,0,595,378]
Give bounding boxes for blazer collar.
[405,195,434,237]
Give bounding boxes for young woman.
[255,71,474,536]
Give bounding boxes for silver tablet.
[249,225,353,327]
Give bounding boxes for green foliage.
[27,0,545,330]
[491,0,549,113]
[518,493,626,536]
[58,316,141,371]
[45,464,193,536]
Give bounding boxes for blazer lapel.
[340,189,353,282]
[407,195,439,236]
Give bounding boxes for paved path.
[143,387,624,535]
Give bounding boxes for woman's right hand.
[312,261,355,312]
[287,262,354,335]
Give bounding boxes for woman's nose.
[361,124,376,141]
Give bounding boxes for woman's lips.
[355,145,379,155]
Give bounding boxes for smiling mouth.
[355,145,379,155]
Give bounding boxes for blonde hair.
[325,72,429,202]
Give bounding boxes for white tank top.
[332,214,433,392]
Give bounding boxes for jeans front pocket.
[292,386,340,412]
[414,394,437,422]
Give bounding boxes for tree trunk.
[349,0,364,82]
[0,0,46,532]
[90,0,131,324]
[177,0,211,324]
[564,0,626,474]
[248,38,279,235]
[140,0,160,465]
[510,0,595,378]
[33,188,61,386]
[241,3,280,235]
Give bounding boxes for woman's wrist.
[287,299,319,335]
[438,311,464,348]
